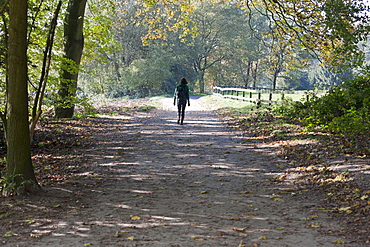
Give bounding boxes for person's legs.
[180,101,187,125]
[177,102,181,124]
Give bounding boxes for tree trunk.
[272,70,279,90]
[7,0,38,189]
[55,0,87,118]
[198,70,205,94]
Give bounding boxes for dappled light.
[1,97,368,246]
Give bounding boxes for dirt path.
[1,97,355,246]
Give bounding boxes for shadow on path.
[2,97,348,247]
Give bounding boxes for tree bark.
[7,0,38,188]
[55,0,87,118]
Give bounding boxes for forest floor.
[1,96,370,247]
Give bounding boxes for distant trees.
[81,0,370,97]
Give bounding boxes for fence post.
[269,91,272,105]
[258,91,261,101]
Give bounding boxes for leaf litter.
[0,97,369,246]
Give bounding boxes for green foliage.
[275,70,370,136]
[0,172,35,196]
[138,105,156,111]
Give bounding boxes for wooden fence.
[213,86,323,105]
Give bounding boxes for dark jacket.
[174,84,190,101]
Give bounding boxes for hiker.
[173,77,190,125]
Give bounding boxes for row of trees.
[79,0,370,97]
[0,0,369,194]
[0,0,109,193]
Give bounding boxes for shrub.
[274,70,370,136]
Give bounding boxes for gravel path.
[1,96,351,247]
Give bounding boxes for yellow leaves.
[338,207,352,214]
[308,223,322,228]
[130,215,141,220]
[259,235,268,240]
[127,236,135,241]
[333,174,347,181]
[199,191,208,194]
[360,195,368,200]
[332,239,345,244]
[229,217,241,221]
[4,231,16,237]
[270,196,284,202]
[192,237,205,241]
[83,244,91,246]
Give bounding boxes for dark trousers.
[177,100,187,124]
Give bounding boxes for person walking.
[173,77,190,125]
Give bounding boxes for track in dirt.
[0,97,354,247]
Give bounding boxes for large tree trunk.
[55,0,87,118]
[7,0,38,189]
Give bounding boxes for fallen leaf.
[232,227,246,232]
[332,239,345,244]
[338,207,351,211]
[199,191,209,194]
[229,217,241,221]
[309,224,321,228]
[24,220,35,224]
[192,237,205,241]
[127,236,135,240]
[130,215,140,220]
[270,196,284,201]
[259,235,268,240]
[240,190,254,194]
[239,233,248,237]
[3,231,16,237]
[338,207,352,214]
